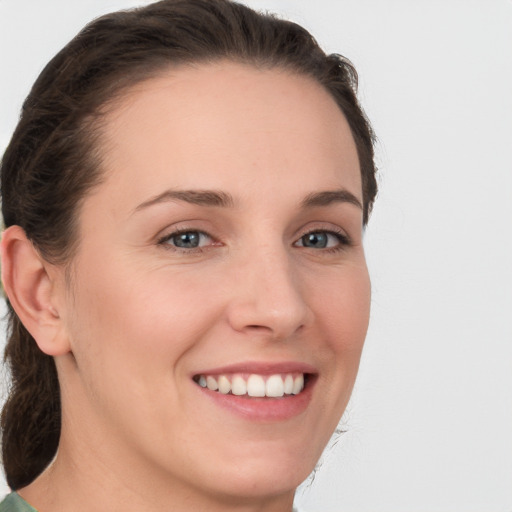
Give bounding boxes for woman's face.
[56,62,370,501]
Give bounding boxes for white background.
[1,1,511,511]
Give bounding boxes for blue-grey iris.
[301,232,328,248]
[173,232,200,248]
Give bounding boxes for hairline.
[59,57,367,271]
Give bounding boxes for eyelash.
[157,227,352,254]
[294,229,351,253]
[157,228,215,253]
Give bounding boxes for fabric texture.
[0,493,37,512]
[0,491,303,511]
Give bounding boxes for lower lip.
[195,377,315,422]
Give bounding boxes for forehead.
[94,61,361,211]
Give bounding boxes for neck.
[20,360,301,512]
[19,431,296,512]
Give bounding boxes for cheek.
[66,257,224,372]
[314,265,371,346]
[60,258,227,439]
[308,264,371,395]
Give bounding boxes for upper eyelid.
[156,221,213,237]
[295,224,351,242]
[158,226,347,238]
[158,231,351,255]
[158,228,214,243]
[294,229,351,246]
[156,230,219,255]
[155,222,353,247]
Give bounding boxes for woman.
[0,0,377,510]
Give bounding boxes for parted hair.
[0,0,377,490]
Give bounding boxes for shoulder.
[0,493,38,512]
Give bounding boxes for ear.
[1,225,71,356]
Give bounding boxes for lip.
[192,361,318,422]
[192,360,317,376]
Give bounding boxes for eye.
[295,230,349,250]
[159,230,213,250]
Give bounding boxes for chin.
[196,440,321,501]
[207,467,309,503]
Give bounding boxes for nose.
[226,245,312,340]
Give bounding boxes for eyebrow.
[133,187,362,213]
[300,189,363,210]
[134,189,235,212]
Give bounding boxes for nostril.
[225,281,311,338]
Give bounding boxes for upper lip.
[192,361,317,377]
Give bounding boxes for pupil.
[303,232,327,248]
[174,232,199,248]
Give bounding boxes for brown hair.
[0,0,377,490]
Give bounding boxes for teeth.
[195,372,306,397]
[284,374,294,394]
[218,375,231,394]
[266,374,284,397]
[206,376,218,391]
[292,374,304,395]
[232,375,247,396]
[247,374,266,397]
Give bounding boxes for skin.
[2,62,370,512]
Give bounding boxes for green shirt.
[0,491,302,511]
[0,493,37,512]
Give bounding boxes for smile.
[194,373,305,398]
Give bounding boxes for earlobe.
[1,225,71,356]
